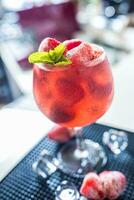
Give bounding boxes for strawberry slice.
[63,39,82,51]
[48,126,72,143]
[80,172,105,200]
[66,42,95,66]
[50,103,75,124]
[64,39,104,69]
[99,171,126,200]
[80,171,126,200]
[39,37,60,52]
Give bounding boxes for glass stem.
[73,128,85,152]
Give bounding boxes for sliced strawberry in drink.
[56,78,84,106]
[39,37,60,52]
[100,171,126,200]
[80,172,105,200]
[63,39,82,51]
[50,103,75,124]
[48,126,72,142]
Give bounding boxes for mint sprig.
[28,52,54,64]
[28,43,72,66]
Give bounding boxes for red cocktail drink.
[30,38,114,177]
[33,41,113,128]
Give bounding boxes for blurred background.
[0,0,134,109]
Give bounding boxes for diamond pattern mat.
[1,123,134,200]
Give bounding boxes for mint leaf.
[55,55,72,65]
[54,43,65,62]
[28,52,54,64]
[28,43,72,67]
[48,50,57,61]
[55,60,72,66]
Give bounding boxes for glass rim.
[36,43,106,72]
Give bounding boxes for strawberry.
[50,103,75,124]
[39,37,60,52]
[66,42,95,67]
[80,171,126,200]
[48,126,72,143]
[80,172,105,200]
[63,39,82,51]
[99,171,126,200]
[56,78,84,106]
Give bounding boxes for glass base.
[57,139,107,178]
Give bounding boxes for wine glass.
[33,39,114,178]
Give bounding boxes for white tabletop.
[0,51,134,182]
[0,109,54,182]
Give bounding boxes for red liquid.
[33,46,114,128]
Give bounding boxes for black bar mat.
[1,123,134,200]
